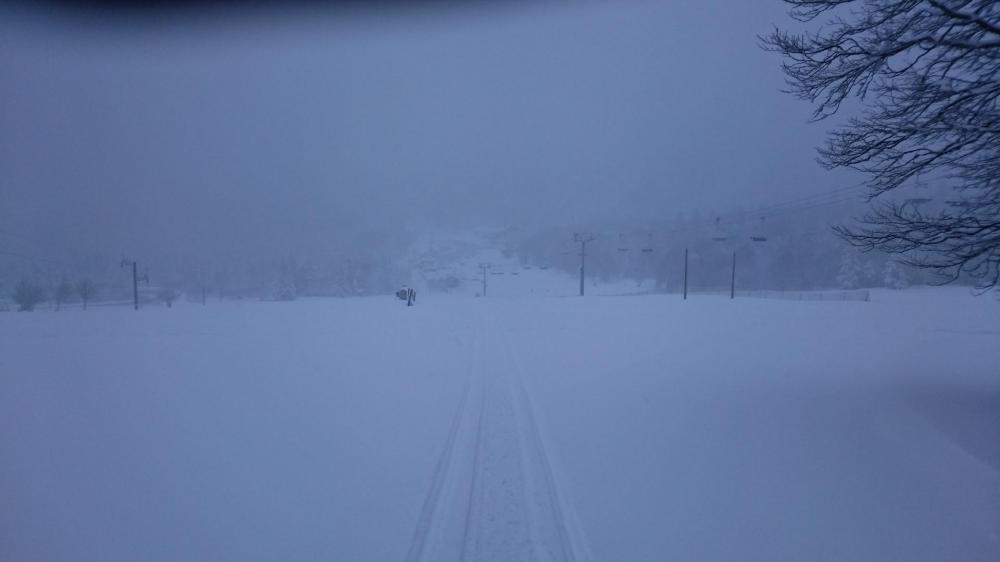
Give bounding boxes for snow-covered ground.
[1,287,998,561]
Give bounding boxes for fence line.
[735,289,870,302]
[675,287,871,301]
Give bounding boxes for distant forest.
[0,198,956,308]
[510,201,933,294]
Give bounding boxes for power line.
[0,249,67,267]
[0,228,49,250]
[718,181,867,225]
[0,227,73,268]
[748,182,867,216]
[659,181,869,238]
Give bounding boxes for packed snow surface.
[1,288,998,561]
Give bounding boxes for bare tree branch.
[763,0,1000,290]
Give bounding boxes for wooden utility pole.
[730,251,736,300]
[120,258,148,310]
[683,248,688,300]
[478,263,490,296]
[132,261,138,310]
[574,233,594,296]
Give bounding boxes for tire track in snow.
[502,329,590,562]
[463,359,535,561]
[403,372,473,562]
[404,324,483,562]
[403,319,588,562]
[459,390,490,561]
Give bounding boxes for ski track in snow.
[404,317,586,562]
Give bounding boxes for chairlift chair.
[617,233,630,253]
[711,217,728,242]
[641,233,654,253]
[750,216,768,242]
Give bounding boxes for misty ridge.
[4,0,900,308]
[1,200,932,308]
[0,1,968,308]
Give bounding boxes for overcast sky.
[0,0,859,261]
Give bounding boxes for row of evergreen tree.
[509,205,933,292]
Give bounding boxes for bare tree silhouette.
[764,1,1000,290]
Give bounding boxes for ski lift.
[711,217,728,242]
[905,197,933,206]
[617,233,629,253]
[750,216,768,242]
[641,233,654,253]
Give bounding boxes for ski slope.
[404,228,657,299]
[1,288,998,561]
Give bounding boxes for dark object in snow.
[397,286,416,305]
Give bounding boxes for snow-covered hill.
[402,228,656,298]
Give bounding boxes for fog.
[1,0,860,270]
[3,4,999,562]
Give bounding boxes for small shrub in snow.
[77,280,97,310]
[272,281,297,301]
[836,252,862,289]
[157,288,180,308]
[882,260,910,290]
[54,280,75,311]
[13,280,44,312]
